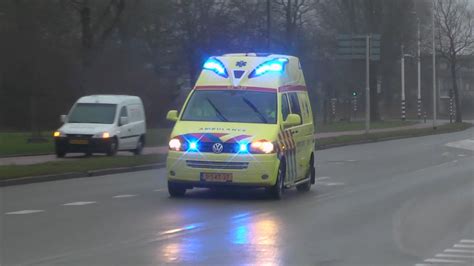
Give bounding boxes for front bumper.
[166,151,280,188]
[54,137,112,153]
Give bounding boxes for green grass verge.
[0,128,172,157]
[315,120,417,133]
[0,154,167,180]
[316,122,472,148]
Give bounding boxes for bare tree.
[435,0,474,123]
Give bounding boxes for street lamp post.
[417,17,422,119]
[432,0,437,129]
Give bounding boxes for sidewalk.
[0,120,450,166]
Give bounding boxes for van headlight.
[53,131,66,138]
[250,140,275,154]
[169,138,182,151]
[93,132,110,139]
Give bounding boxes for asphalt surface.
[1,127,473,265]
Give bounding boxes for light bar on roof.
[249,58,289,78]
[203,58,228,78]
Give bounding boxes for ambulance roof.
[194,53,307,92]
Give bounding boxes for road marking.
[460,239,474,244]
[5,210,44,215]
[315,176,330,181]
[62,201,96,206]
[436,253,474,259]
[424,258,465,263]
[159,223,202,236]
[442,152,451,156]
[458,154,466,157]
[445,139,474,151]
[153,188,166,192]
[454,244,474,249]
[113,194,137,198]
[325,182,345,186]
[445,249,474,253]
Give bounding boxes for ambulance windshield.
[181,90,277,124]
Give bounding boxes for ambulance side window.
[281,94,290,121]
[288,92,302,124]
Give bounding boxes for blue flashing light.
[203,58,228,78]
[187,141,199,151]
[249,58,289,78]
[239,143,248,152]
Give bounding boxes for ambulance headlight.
[250,140,275,154]
[203,58,228,78]
[169,138,182,151]
[249,58,288,78]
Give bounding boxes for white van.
[53,95,146,157]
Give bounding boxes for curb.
[0,163,166,187]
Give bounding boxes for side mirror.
[119,116,129,126]
[60,115,67,123]
[166,110,179,122]
[283,114,301,128]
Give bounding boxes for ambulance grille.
[186,160,249,170]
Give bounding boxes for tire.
[168,182,186,197]
[133,137,144,155]
[56,151,66,158]
[107,138,118,156]
[297,157,314,192]
[267,162,285,200]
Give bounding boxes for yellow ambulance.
[166,53,315,199]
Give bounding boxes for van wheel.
[133,137,144,155]
[267,163,285,200]
[168,182,186,197]
[107,138,118,156]
[297,158,314,192]
[56,151,66,158]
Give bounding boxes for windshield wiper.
[206,98,228,122]
[242,97,268,123]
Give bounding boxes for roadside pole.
[401,44,406,121]
[365,35,370,134]
[432,0,437,129]
[417,18,422,119]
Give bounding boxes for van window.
[281,94,290,121]
[68,103,117,124]
[181,90,277,124]
[288,93,302,123]
[128,104,142,123]
[119,106,128,118]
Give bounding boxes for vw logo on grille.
[212,143,224,154]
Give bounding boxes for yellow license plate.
[69,139,89,145]
[200,173,233,182]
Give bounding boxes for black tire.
[107,138,118,156]
[133,137,144,155]
[168,182,186,197]
[85,151,92,157]
[56,151,66,158]
[297,157,314,192]
[267,162,285,200]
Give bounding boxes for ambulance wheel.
[168,182,186,197]
[268,162,285,200]
[297,157,314,192]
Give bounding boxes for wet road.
[1,127,473,265]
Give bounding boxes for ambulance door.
[287,92,305,181]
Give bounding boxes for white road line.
[315,176,330,181]
[424,258,465,264]
[5,210,44,215]
[62,201,96,206]
[153,188,166,192]
[436,253,474,259]
[325,182,345,186]
[446,139,474,151]
[442,152,451,156]
[445,249,474,254]
[454,244,474,249]
[457,154,466,157]
[113,194,137,198]
[460,239,474,244]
